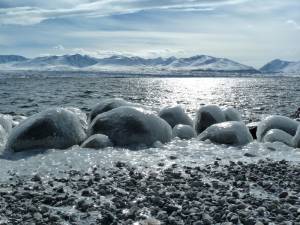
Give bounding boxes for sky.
[0,0,299,68]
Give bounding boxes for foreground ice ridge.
[2,98,300,152]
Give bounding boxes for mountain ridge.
[260,59,300,74]
[0,54,260,73]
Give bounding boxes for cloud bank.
[0,0,299,67]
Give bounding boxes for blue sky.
[0,0,299,67]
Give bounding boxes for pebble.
[0,160,299,224]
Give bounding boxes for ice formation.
[89,98,144,122]
[256,115,299,141]
[159,105,193,128]
[89,106,172,147]
[222,107,242,121]
[293,126,300,148]
[6,108,87,152]
[0,114,13,134]
[81,134,113,149]
[262,129,294,147]
[12,115,27,127]
[0,125,7,147]
[172,124,196,140]
[194,105,226,134]
[198,121,253,146]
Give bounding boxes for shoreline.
[0,159,299,225]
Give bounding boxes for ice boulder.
[6,108,87,152]
[293,126,300,148]
[89,106,172,147]
[223,107,242,121]
[257,115,299,141]
[0,114,13,134]
[159,105,193,128]
[262,129,294,147]
[89,98,144,122]
[172,124,196,140]
[195,105,226,134]
[198,121,253,146]
[81,134,113,149]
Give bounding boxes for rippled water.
[0,75,300,180]
[1,76,300,121]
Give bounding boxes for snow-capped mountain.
[260,59,300,73]
[0,55,28,64]
[15,54,98,68]
[91,54,257,73]
[0,54,258,73]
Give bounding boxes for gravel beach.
[0,159,299,225]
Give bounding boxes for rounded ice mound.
[198,121,253,146]
[89,98,144,122]
[6,108,87,152]
[89,106,172,147]
[222,107,242,121]
[81,134,113,149]
[159,105,193,128]
[257,115,299,141]
[172,124,196,140]
[293,126,300,148]
[195,105,226,135]
[0,114,13,134]
[262,129,294,147]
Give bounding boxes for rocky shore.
[0,159,299,225]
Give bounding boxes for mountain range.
[260,59,300,74]
[0,54,299,74]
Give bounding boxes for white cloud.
[0,0,248,25]
[286,19,300,30]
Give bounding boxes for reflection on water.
[0,77,299,122]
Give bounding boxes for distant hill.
[260,59,300,74]
[0,53,259,74]
[0,55,28,64]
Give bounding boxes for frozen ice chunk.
[198,121,253,146]
[195,105,226,134]
[293,126,300,148]
[89,98,145,122]
[257,115,299,141]
[263,129,294,147]
[89,106,172,147]
[6,108,87,152]
[159,105,193,128]
[0,114,13,134]
[172,124,196,140]
[223,107,242,121]
[81,134,113,149]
